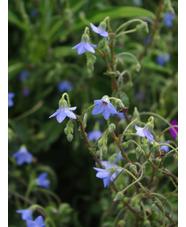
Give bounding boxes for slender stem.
[95,48,112,72]
[8,188,47,218]
[110,131,132,163]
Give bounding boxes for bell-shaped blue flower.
[72,41,97,55]
[164,12,175,27]
[49,106,76,123]
[58,81,72,93]
[160,143,170,153]
[92,98,117,120]
[16,209,33,221]
[93,161,122,188]
[12,147,33,165]
[36,172,50,189]
[90,23,108,39]
[135,125,154,142]
[87,130,102,141]
[156,53,170,66]
[19,71,29,81]
[27,216,46,227]
[8,92,15,107]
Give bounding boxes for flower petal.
[64,109,76,119]
[102,109,110,120]
[92,103,104,115]
[100,30,108,37]
[49,109,59,118]
[135,125,146,137]
[90,23,100,33]
[56,109,66,123]
[84,42,95,53]
[72,43,81,50]
[77,43,87,55]
[107,103,117,114]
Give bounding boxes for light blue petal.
[96,170,110,179]
[77,43,86,55]
[35,216,44,224]
[135,125,146,137]
[94,99,102,105]
[144,130,154,142]
[103,176,110,187]
[100,30,108,37]
[68,106,77,111]
[90,23,99,33]
[49,109,59,118]
[102,109,110,120]
[107,103,117,114]
[92,103,104,115]
[84,42,95,53]
[56,109,66,123]
[64,109,76,119]
[72,43,81,50]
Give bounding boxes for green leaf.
[74,7,155,31]
[8,9,27,30]
[53,46,77,58]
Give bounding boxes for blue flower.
[72,41,97,55]
[27,216,46,227]
[156,53,170,66]
[12,147,33,165]
[16,209,33,221]
[92,98,117,120]
[135,125,154,142]
[19,71,29,81]
[90,23,108,39]
[159,143,170,153]
[87,130,102,141]
[30,9,38,17]
[58,81,72,93]
[36,172,50,189]
[22,87,30,96]
[117,112,125,120]
[8,92,15,107]
[93,161,122,188]
[49,106,76,123]
[164,12,175,27]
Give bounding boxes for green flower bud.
[130,164,138,175]
[67,134,73,142]
[114,192,124,201]
[117,220,125,227]
[98,139,103,148]
[144,220,150,226]
[108,123,116,132]
[102,145,107,153]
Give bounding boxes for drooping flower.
[72,41,97,55]
[27,216,46,227]
[169,120,178,139]
[16,209,33,221]
[87,130,102,141]
[22,87,30,96]
[93,161,122,188]
[156,53,170,66]
[135,125,154,142]
[92,98,117,120]
[19,71,29,81]
[49,105,76,123]
[164,12,175,27]
[58,81,72,93]
[12,147,33,165]
[36,172,50,189]
[159,143,170,153]
[8,92,15,107]
[90,23,108,39]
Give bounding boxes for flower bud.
[67,134,73,142]
[108,123,116,132]
[117,220,125,227]
[130,164,138,175]
[114,191,124,201]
